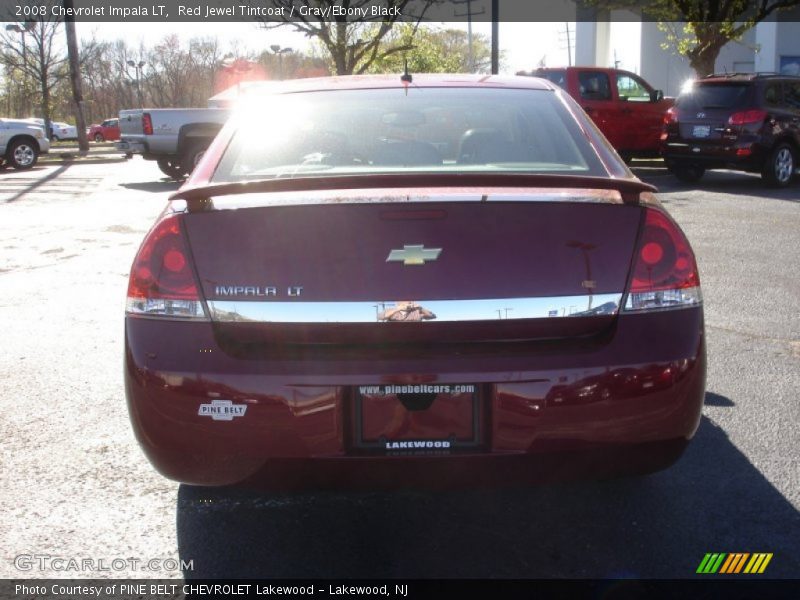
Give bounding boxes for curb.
[39,156,129,165]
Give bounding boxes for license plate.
[354,383,481,451]
[692,125,711,138]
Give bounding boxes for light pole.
[491,0,499,74]
[6,22,35,117]
[270,44,293,80]
[452,0,485,72]
[127,60,146,107]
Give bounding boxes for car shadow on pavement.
[633,167,799,202]
[704,392,735,407]
[119,180,182,193]
[175,400,799,579]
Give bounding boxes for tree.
[145,35,230,107]
[257,0,438,75]
[591,0,800,77]
[76,39,135,123]
[0,16,67,134]
[255,49,328,80]
[366,24,494,74]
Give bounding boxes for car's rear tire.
[181,141,208,176]
[94,133,104,142]
[761,142,795,187]
[7,138,39,170]
[157,158,184,179]
[670,163,705,183]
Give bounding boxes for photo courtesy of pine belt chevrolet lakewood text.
[124,74,706,489]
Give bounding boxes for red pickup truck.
[531,67,674,160]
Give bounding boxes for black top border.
[2,0,800,23]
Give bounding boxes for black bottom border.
[3,579,800,600]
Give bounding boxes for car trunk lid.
[178,185,646,345]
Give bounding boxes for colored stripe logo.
[696,553,773,574]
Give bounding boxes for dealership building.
[576,8,800,96]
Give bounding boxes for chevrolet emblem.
[386,244,442,266]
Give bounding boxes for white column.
[640,21,695,97]
[755,21,778,72]
[575,21,611,66]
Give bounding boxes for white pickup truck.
[116,108,230,178]
[0,119,50,170]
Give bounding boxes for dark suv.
[661,73,800,186]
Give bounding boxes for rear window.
[676,83,752,110]
[211,87,607,182]
[536,70,567,89]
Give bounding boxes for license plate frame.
[353,383,482,451]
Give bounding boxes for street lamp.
[270,44,293,80]
[127,60,146,107]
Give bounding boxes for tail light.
[126,215,207,319]
[623,208,702,312]
[142,113,153,135]
[728,109,767,126]
[661,108,677,140]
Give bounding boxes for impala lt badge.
[214,285,302,297]
[386,244,442,266]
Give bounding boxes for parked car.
[661,73,800,186]
[531,67,674,160]
[51,121,78,141]
[0,118,50,169]
[116,108,229,178]
[88,118,120,142]
[124,75,705,488]
[20,117,72,141]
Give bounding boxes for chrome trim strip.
[208,293,622,323]
[173,189,624,211]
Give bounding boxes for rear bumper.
[116,139,148,155]
[661,140,768,171]
[124,308,706,488]
[219,439,690,491]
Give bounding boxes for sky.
[77,21,642,75]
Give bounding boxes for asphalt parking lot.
[0,158,798,579]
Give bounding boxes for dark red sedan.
[125,75,705,488]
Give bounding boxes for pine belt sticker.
[198,399,247,421]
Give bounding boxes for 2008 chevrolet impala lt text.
[124,74,706,488]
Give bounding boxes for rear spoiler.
[170,173,656,205]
